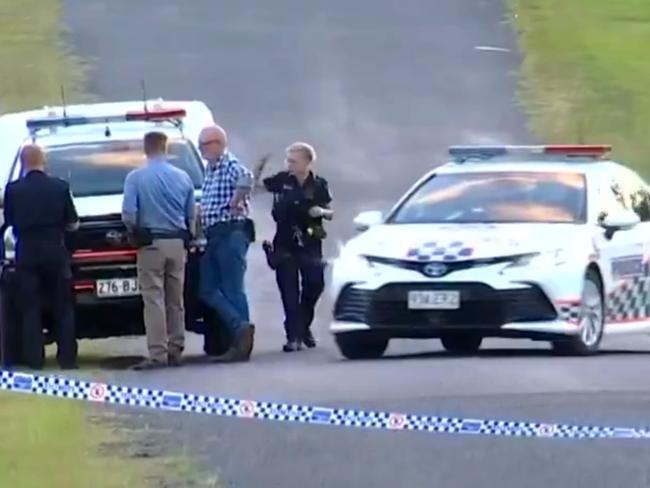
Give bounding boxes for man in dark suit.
[3,144,80,369]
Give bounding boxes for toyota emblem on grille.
[106,230,123,244]
[423,262,447,277]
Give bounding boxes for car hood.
[73,189,202,219]
[341,223,589,261]
[74,194,124,218]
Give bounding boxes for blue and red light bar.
[448,144,612,162]
[26,108,187,132]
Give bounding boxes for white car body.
[0,99,215,220]
[329,146,650,357]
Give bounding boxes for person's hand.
[253,153,272,179]
[308,206,324,218]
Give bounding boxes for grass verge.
[0,0,93,112]
[0,1,215,487]
[0,393,149,487]
[509,0,650,176]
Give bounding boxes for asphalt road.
[62,1,650,486]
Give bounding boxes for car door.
[592,166,650,324]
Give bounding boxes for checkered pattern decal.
[1,369,648,441]
[606,275,650,322]
[558,302,581,324]
[406,241,475,262]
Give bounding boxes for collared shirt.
[263,170,331,251]
[200,150,254,229]
[122,156,195,234]
[3,169,79,262]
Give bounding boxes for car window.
[386,171,587,224]
[22,139,204,197]
[613,167,650,221]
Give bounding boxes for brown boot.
[210,324,255,363]
[238,324,255,358]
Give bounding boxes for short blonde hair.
[286,141,317,162]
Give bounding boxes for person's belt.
[207,220,246,232]
[151,230,188,240]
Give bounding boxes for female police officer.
[256,142,333,352]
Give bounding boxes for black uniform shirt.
[3,169,78,263]
[262,171,331,252]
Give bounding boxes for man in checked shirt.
[197,125,255,362]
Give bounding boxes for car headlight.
[3,227,15,261]
[334,250,373,273]
[506,249,568,269]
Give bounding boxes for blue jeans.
[199,225,250,340]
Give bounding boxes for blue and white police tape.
[1,368,648,440]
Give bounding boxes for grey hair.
[286,141,317,162]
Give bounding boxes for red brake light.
[543,145,611,157]
[125,108,187,121]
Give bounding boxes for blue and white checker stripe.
[1,369,649,441]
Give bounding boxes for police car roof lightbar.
[448,144,612,163]
[25,108,187,132]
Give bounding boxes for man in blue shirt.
[197,125,255,362]
[122,131,196,370]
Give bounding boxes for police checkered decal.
[607,277,650,322]
[407,241,474,262]
[558,302,581,324]
[1,368,649,441]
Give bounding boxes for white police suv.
[0,100,230,364]
[330,145,650,359]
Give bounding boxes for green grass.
[509,0,650,176]
[0,393,220,487]
[0,393,152,487]
[0,0,92,112]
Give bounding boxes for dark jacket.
[3,169,79,264]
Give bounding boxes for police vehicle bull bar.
[448,144,612,163]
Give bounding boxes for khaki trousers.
[137,239,187,362]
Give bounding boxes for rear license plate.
[407,290,460,310]
[96,278,140,298]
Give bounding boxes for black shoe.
[282,341,303,352]
[303,333,317,349]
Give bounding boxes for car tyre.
[335,332,389,360]
[440,334,483,355]
[552,269,604,356]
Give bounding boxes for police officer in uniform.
[257,142,333,352]
[2,144,79,369]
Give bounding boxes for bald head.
[198,125,227,162]
[20,144,46,171]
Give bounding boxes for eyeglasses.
[198,139,221,147]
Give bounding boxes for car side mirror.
[353,210,383,232]
[600,209,640,239]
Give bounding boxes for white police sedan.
[329,145,650,359]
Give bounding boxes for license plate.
[96,278,140,298]
[407,290,460,310]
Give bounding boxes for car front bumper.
[330,281,581,340]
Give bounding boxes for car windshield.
[387,170,587,224]
[39,139,204,197]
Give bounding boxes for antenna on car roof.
[141,79,149,114]
[60,85,68,124]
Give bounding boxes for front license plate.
[96,278,140,298]
[407,290,460,310]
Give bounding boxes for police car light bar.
[26,108,187,132]
[448,144,612,162]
